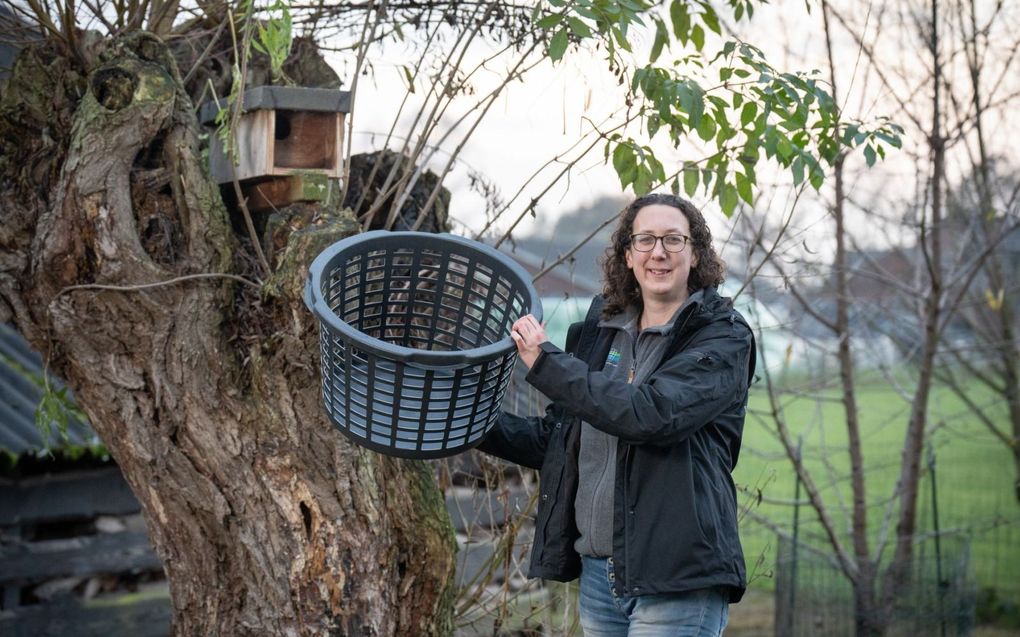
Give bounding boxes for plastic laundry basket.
[304,231,542,458]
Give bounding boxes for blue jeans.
[579,556,729,637]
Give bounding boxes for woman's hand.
[510,314,547,369]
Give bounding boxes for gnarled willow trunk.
[0,33,456,636]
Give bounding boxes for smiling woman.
[479,193,755,637]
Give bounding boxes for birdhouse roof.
[199,86,351,125]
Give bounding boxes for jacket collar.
[599,288,710,335]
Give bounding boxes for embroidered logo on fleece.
[605,348,622,367]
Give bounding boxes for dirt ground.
[726,588,775,637]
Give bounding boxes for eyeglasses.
[629,233,691,253]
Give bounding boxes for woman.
[479,193,755,637]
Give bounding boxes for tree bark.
[0,33,456,636]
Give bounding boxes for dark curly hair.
[600,193,725,318]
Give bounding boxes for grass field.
[733,369,1020,604]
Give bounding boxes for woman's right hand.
[510,314,547,369]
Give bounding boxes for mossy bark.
[0,32,456,636]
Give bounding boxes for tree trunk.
[820,4,884,633]
[881,0,945,620]
[0,33,456,636]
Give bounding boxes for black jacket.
[479,287,755,602]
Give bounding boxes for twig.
[231,177,272,277]
[223,3,271,278]
[55,273,263,300]
[340,0,386,217]
[411,43,545,230]
[376,3,490,230]
[347,22,442,216]
[183,17,229,85]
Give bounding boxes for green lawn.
[733,371,1020,600]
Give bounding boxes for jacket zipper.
[620,442,633,595]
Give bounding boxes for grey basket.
[304,231,542,458]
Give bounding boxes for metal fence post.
[928,440,947,637]
[787,435,804,637]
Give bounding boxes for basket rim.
[304,230,543,368]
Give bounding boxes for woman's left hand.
[510,314,547,369]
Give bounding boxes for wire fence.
[772,533,976,637]
[737,431,1020,636]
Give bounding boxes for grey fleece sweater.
[573,292,702,557]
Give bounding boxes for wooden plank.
[0,530,162,585]
[0,467,140,526]
[208,110,273,183]
[0,584,171,637]
[243,174,334,212]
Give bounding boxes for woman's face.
[625,203,699,307]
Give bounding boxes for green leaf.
[671,176,681,196]
[696,114,716,141]
[684,166,699,196]
[736,172,754,205]
[818,137,838,163]
[677,80,705,128]
[649,154,666,182]
[549,28,569,61]
[740,101,757,127]
[776,135,793,160]
[863,144,877,167]
[791,156,805,185]
[719,184,738,216]
[613,26,634,52]
[647,114,661,137]
[650,18,668,63]
[701,8,721,35]
[634,170,651,195]
[670,0,691,43]
[568,16,593,38]
[874,130,901,147]
[809,163,825,190]
[691,23,705,50]
[537,14,563,29]
[613,142,636,179]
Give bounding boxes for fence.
[772,533,976,637]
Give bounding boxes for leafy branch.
[534,0,904,215]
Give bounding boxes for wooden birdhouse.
[199,86,351,185]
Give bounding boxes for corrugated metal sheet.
[0,324,98,456]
